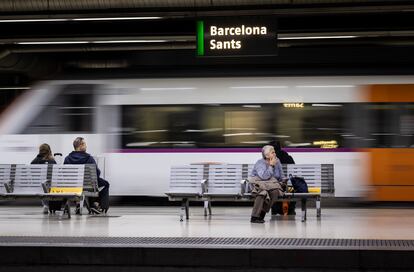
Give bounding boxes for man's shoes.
[259,211,266,220]
[90,202,103,214]
[90,207,102,214]
[250,216,265,223]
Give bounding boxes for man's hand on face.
[268,154,277,166]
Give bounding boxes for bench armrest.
[41,179,50,193]
[3,180,12,193]
[201,179,208,193]
[241,179,249,195]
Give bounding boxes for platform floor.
[0,206,413,240]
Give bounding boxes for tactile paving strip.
[0,236,413,250]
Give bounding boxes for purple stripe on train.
[116,148,355,153]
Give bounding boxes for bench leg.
[204,201,212,216]
[180,199,189,221]
[316,196,321,218]
[185,199,189,220]
[65,200,71,219]
[78,195,85,215]
[204,201,208,216]
[301,198,307,222]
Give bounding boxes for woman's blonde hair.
[39,143,53,160]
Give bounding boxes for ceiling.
[1,0,414,87]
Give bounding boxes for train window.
[223,107,272,147]
[275,104,345,148]
[121,103,346,149]
[122,106,200,148]
[22,84,95,134]
[120,102,413,149]
[361,103,414,148]
[60,88,95,133]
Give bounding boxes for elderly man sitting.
[248,145,286,223]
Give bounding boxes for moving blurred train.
[0,76,413,201]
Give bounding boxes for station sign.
[196,17,277,57]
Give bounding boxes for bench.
[0,164,99,218]
[165,164,207,221]
[166,163,334,222]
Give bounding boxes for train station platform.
[0,206,413,271]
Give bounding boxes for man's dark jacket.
[64,151,101,177]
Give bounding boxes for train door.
[365,85,414,201]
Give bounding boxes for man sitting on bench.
[64,137,110,214]
[248,145,286,223]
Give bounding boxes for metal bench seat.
[166,165,207,221]
[203,164,243,198]
[0,164,12,195]
[5,164,48,196]
[0,163,100,218]
[166,165,206,198]
[168,163,334,222]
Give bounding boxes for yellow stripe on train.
[50,187,82,194]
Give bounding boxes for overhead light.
[0,87,30,90]
[16,40,169,45]
[92,40,168,43]
[279,35,357,40]
[0,19,69,23]
[231,86,288,89]
[17,41,89,45]
[0,16,162,23]
[73,17,162,21]
[140,87,196,91]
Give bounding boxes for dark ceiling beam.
[0,1,414,17]
[1,30,414,57]
[0,0,410,12]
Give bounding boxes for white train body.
[1,76,413,198]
